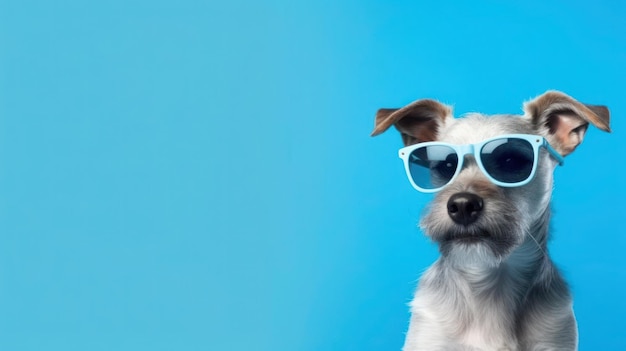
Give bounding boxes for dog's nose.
[447,192,483,225]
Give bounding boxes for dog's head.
[372,91,610,266]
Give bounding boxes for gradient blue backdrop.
[1,0,625,350]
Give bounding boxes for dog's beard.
[437,225,522,268]
[420,200,524,268]
[444,241,504,268]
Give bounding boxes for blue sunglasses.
[398,134,565,193]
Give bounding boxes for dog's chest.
[461,321,517,351]
[413,292,518,350]
[412,265,521,350]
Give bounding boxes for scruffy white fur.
[371,91,610,351]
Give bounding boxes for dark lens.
[408,145,458,189]
[480,138,534,183]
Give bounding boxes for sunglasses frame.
[398,134,565,193]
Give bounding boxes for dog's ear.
[524,91,610,156]
[371,99,452,146]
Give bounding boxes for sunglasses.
[398,134,564,193]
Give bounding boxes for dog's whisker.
[526,229,548,258]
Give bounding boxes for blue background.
[1,0,625,350]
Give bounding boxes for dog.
[371,91,610,351]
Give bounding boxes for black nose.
[447,192,484,225]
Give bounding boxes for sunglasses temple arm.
[543,140,565,166]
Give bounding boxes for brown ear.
[523,91,610,156]
[370,99,452,146]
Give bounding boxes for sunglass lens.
[480,138,534,183]
[408,145,458,190]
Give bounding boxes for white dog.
[372,91,610,350]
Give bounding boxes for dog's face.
[417,115,556,267]
[372,91,610,266]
